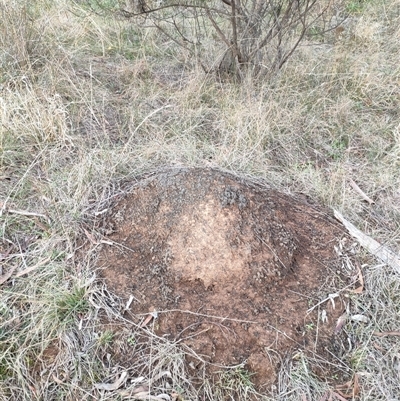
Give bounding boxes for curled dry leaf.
[350,260,364,294]
[171,391,183,401]
[331,390,351,400]
[141,314,154,328]
[125,294,135,310]
[133,392,170,401]
[334,373,360,399]
[156,394,171,400]
[94,371,128,391]
[335,313,347,334]
[350,314,369,324]
[150,370,172,383]
[132,385,150,395]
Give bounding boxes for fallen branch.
[334,210,400,274]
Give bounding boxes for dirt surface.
[95,168,352,390]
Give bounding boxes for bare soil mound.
[96,168,350,389]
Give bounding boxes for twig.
[180,327,211,341]
[118,3,230,18]
[334,210,400,274]
[307,293,340,313]
[205,8,232,50]
[14,257,51,278]
[100,239,136,254]
[373,331,400,337]
[3,207,49,222]
[1,257,51,284]
[349,179,374,204]
[140,308,258,324]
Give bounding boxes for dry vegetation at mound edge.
[1,0,400,400]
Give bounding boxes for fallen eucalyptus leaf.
[350,314,369,324]
[335,313,347,334]
[133,392,169,400]
[156,394,171,400]
[95,371,128,391]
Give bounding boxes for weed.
[205,366,260,400]
[127,335,136,347]
[305,323,315,332]
[97,330,114,347]
[346,0,372,14]
[330,136,349,160]
[51,285,89,326]
[349,347,367,370]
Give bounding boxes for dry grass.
[1,0,400,399]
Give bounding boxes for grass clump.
[213,367,259,400]
[97,329,114,347]
[50,285,90,326]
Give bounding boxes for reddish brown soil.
[95,168,351,390]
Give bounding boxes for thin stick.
[139,308,259,324]
[14,257,51,278]
[349,179,374,204]
[7,208,49,221]
[334,209,400,274]
[373,331,400,337]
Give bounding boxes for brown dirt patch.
[95,168,351,390]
